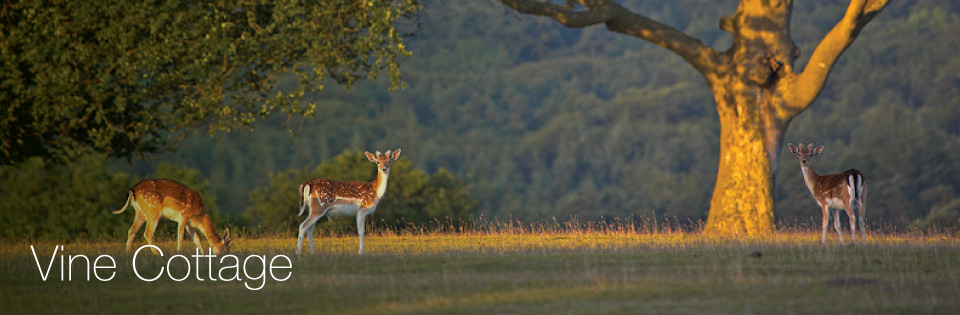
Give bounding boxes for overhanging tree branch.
[498,0,894,235]
[786,0,890,113]
[499,0,723,80]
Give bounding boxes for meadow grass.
[2,227,959,314]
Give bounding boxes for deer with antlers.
[297,149,401,255]
[113,179,233,254]
[788,143,867,244]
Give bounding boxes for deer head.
[788,143,823,167]
[365,148,402,175]
[213,228,235,255]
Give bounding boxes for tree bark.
[706,94,778,235]
[499,0,890,235]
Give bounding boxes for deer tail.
[112,190,134,215]
[847,170,865,200]
[298,183,309,217]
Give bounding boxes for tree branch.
[499,0,722,79]
[786,0,890,112]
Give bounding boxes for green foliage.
[117,0,960,229]
[777,3,960,224]
[0,154,218,240]
[0,0,419,164]
[909,200,960,232]
[0,154,133,240]
[909,185,960,232]
[245,151,477,233]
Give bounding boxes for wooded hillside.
[107,0,960,229]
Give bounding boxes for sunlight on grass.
[4,223,958,257]
[3,226,960,314]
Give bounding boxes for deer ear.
[813,146,824,155]
[788,143,798,155]
[365,152,377,162]
[391,148,401,160]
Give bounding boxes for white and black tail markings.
[296,148,401,255]
[848,171,865,201]
[789,143,867,245]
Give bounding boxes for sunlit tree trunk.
[499,0,890,235]
[707,94,778,235]
[703,1,794,235]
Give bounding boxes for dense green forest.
[4,0,959,236]
[116,0,960,227]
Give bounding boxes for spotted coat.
[130,179,210,221]
[810,169,864,206]
[113,179,231,254]
[301,178,380,209]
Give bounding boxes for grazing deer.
[788,143,867,244]
[297,149,401,255]
[113,179,233,255]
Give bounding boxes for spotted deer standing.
[297,149,401,255]
[788,143,867,244]
[113,179,233,254]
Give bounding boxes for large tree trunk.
[499,0,891,235]
[702,1,795,235]
[706,94,779,234]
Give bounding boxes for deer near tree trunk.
[498,0,890,235]
[788,143,867,244]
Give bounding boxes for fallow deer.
[113,179,233,254]
[788,143,867,244]
[296,149,401,255]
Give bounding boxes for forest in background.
[115,0,960,227]
[4,0,959,237]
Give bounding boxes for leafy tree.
[0,0,418,164]
[498,0,891,234]
[910,199,960,233]
[0,154,219,240]
[0,154,133,239]
[245,151,477,233]
[104,1,959,232]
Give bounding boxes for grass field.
[2,229,960,314]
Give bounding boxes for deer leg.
[297,214,318,255]
[307,207,331,254]
[834,209,844,245]
[296,203,315,255]
[307,207,333,254]
[176,218,186,253]
[186,225,202,250]
[305,223,316,253]
[821,205,830,244]
[125,211,146,252]
[297,202,326,255]
[356,210,367,255]
[143,218,161,254]
[845,205,857,244]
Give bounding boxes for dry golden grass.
[2,228,959,314]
